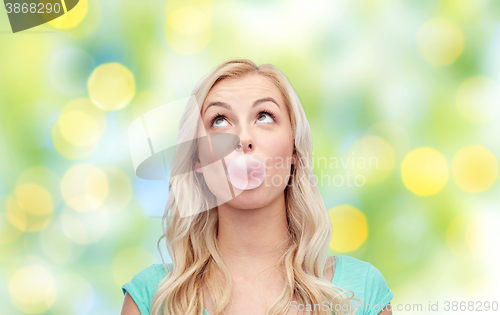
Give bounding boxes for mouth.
[225,153,266,190]
[226,173,259,190]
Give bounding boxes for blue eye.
[209,110,277,128]
[257,112,274,123]
[212,115,229,127]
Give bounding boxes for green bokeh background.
[1,0,499,314]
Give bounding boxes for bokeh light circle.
[164,6,211,55]
[48,0,102,39]
[15,183,54,215]
[328,205,368,252]
[47,0,89,29]
[59,111,100,146]
[16,167,62,208]
[6,183,55,233]
[61,164,109,212]
[88,63,136,111]
[417,18,464,66]
[0,196,22,244]
[401,147,449,196]
[8,265,57,314]
[451,145,497,193]
[52,98,106,160]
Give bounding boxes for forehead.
[202,73,283,110]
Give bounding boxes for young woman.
[120,59,394,315]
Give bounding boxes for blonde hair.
[151,59,359,315]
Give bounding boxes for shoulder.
[334,255,394,315]
[121,263,173,315]
[332,255,371,286]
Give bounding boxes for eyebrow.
[203,97,280,115]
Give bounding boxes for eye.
[210,113,229,128]
[256,110,276,124]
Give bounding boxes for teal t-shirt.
[122,255,394,315]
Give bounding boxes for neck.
[216,192,290,278]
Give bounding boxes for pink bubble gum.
[226,153,266,190]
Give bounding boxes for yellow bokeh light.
[47,0,102,39]
[111,247,155,288]
[347,135,395,184]
[401,147,449,196]
[47,0,89,29]
[61,164,109,212]
[88,63,136,111]
[52,122,97,160]
[15,183,54,216]
[8,265,57,314]
[164,6,211,55]
[60,98,106,132]
[52,98,106,159]
[451,145,497,193]
[417,18,464,66]
[6,187,54,233]
[168,7,209,36]
[16,167,62,207]
[58,111,101,146]
[6,196,27,232]
[456,76,500,124]
[0,196,22,244]
[328,205,368,252]
[442,0,487,22]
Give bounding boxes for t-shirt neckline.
[203,255,343,315]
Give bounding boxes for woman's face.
[194,73,296,209]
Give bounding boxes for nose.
[235,127,254,154]
[236,142,253,152]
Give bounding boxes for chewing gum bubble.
[227,153,266,190]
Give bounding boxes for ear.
[291,146,297,165]
[193,159,203,173]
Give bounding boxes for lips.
[226,153,266,190]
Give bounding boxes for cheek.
[263,140,294,179]
[264,131,293,160]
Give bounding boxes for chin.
[227,188,268,208]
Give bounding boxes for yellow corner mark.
[61,0,68,13]
[47,0,88,30]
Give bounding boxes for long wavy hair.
[151,59,359,315]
